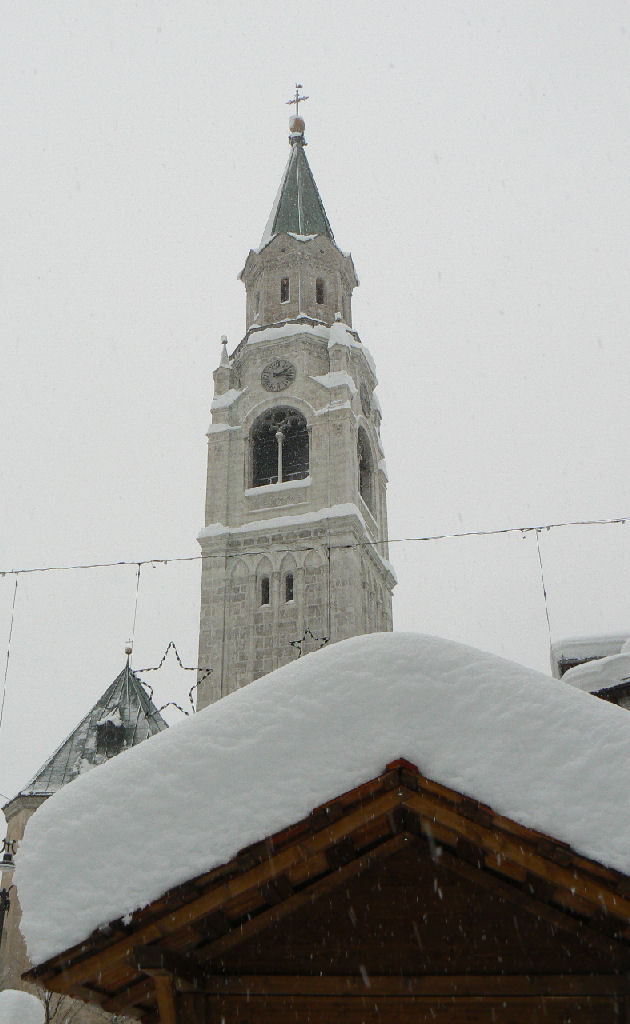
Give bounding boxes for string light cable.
[0,513,627,740]
[0,576,18,733]
[0,513,628,578]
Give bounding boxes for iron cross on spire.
[286,84,309,117]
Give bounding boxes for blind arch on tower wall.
[357,426,376,516]
[251,407,309,487]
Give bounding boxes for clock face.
[360,382,371,417]
[261,358,296,392]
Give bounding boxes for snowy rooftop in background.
[551,633,630,678]
[16,632,630,966]
[563,639,630,693]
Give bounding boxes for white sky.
[2,0,630,801]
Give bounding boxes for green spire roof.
[260,124,334,247]
[14,662,168,800]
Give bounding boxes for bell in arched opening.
[251,408,309,487]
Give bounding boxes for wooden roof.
[27,759,630,1023]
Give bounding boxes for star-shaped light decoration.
[132,641,212,715]
[289,628,329,660]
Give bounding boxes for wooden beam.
[202,832,408,961]
[29,769,630,1015]
[197,993,627,1024]
[199,973,630,998]
[134,945,211,989]
[431,842,623,957]
[37,788,403,990]
[403,789,630,924]
[98,835,408,1017]
[150,973,178,1024]
[104,976,156,1016]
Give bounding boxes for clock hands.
[261,359,296,392]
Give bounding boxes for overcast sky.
[2,1,630,800]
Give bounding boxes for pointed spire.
[11,661,168,801]
[260,114,334,247]
[220,335,230,366]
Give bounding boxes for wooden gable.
[27,760,630,1023]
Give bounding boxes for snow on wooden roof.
[27,758,630,1020]
[16,632,630,967]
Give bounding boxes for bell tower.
[196,110,395,709]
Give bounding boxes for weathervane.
[286,83,309,117]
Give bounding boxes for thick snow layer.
[310,371,357,394]
[242,320,377,378]
[206,423,240,435]
[313,400,353,415]
[246,321,329,345]
[198,501,367,541]
[244,476,311,496]
[0,991,44,1024]
[327,320,376,376]
[210,388,244,411]
[18,632,630,967]
[197,503,396,581]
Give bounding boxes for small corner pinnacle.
[220,335,230,367]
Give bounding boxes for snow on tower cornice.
[260,117,334,247]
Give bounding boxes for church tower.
[196,109,395,709]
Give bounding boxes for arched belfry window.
[357,427,376,515]
[252,408,309,487]
[316,279,325,304]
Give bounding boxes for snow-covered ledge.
[244,476,311,497]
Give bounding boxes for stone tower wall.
[197,316,395,711]
[197,132,394,709]
[197,513,393,708]
[241,234,357,330]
